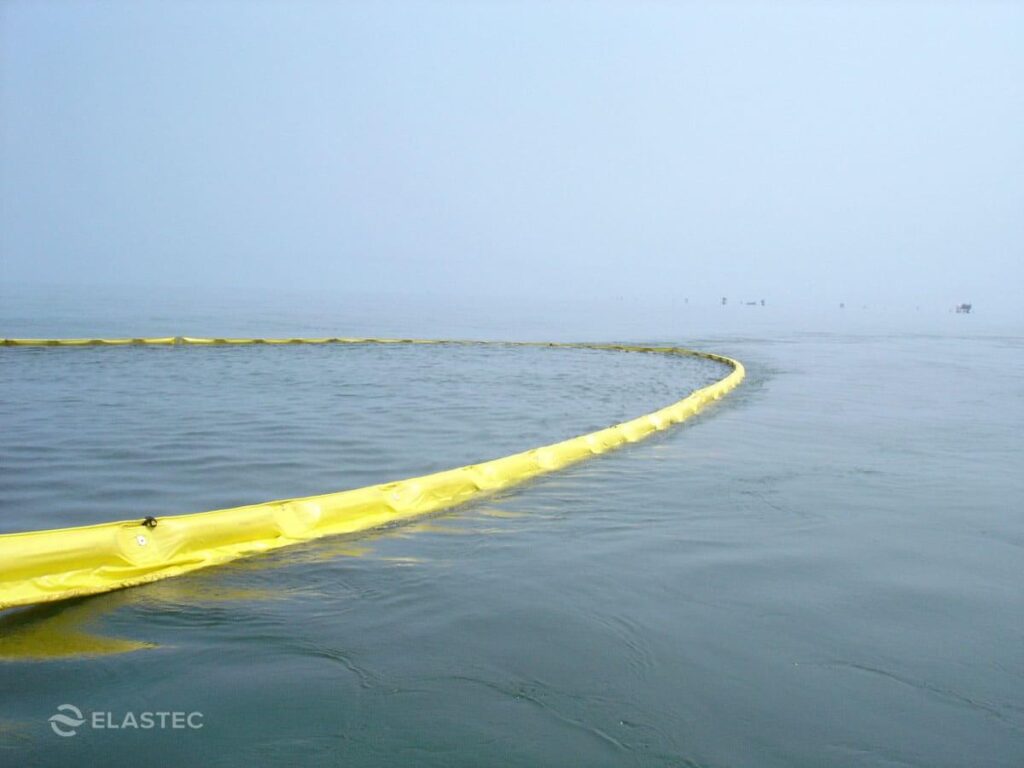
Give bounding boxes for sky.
[1,1,1022,317]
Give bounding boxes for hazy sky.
[2,1,1021,314]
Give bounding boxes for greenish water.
[1,295,1022,767]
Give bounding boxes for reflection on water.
[0,599,156,661]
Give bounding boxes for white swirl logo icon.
[49,704,85,737]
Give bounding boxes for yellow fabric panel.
[0,338,744,610]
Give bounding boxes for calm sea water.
[1,291,1022,767]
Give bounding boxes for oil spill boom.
[0,337,744,610]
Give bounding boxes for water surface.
[1,297,1021,767]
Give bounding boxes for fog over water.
[2,1,1022,319]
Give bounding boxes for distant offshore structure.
[955,303,972,314]
[721,298,766,307]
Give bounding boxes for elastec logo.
[47,704,204,737]
[49,704,86,737]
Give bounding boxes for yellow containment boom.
[0,338,744,611]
